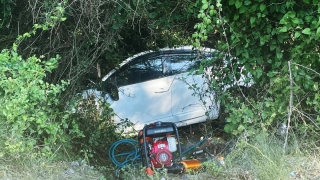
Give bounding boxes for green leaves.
[250,16,256,25]
[148,12,157,19]
[260,4,266,12]
[0,48,69,153]
[316,27,320,35]
[235,0,242,9]
[202,3,209,10]
[191,0,320,139]
[302,28,311,34]
[279,26,288,32]
[294,32,301,38]
[192,0,216,47]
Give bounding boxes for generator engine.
[149,136,177,168]
[139,121,201,175]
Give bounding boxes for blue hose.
[108,139,140,171]
[181,137,207,155]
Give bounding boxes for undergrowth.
[1,123,320,180]
[113,130,320,180]
[0,144,107,180]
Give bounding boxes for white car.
[81,46,250,134]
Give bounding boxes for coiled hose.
[108,139,140,172]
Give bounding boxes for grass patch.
[0,147,106,180]
[1,131,320,180]
[218,133,320,180]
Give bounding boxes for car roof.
[102,46,217,81]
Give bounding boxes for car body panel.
[170,73,206,119]
[79,46,250,135]
[111,77,173,131]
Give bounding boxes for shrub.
[66,93,129,164]
[0,48,71,154]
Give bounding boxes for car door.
[168,52,209,125]
[106,53,173,132]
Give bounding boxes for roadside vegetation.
[1,0,320,179]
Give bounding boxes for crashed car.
[81,46,251,134]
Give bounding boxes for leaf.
[267,71,278,77]
[148,12,157,19]
[235,0,242,9]
[42,25,48,30]
[233,14,239,20]
[291,18,300,24]
[250,17,256,25]
[256,68,263,79]
[239,6,248,14]
[279,26,287,32]
[192,33,198,38]
[302,28,311,35]
[261,112,268,120]
[238,125,245,131]
[276,48,283,59]
[202,3,209,10]
[317,27,320,35]
[279,17,288,24]
[209,9,217,15]
[298,70,305,75]
[229,0,235,5]
[270,44,277,50]
[12,43,17,52]
[287,11,296,18]
[260,4,266,12]
[304,16,313,23]
[294,32,301,38]
[112,24,119,30]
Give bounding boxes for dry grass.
[215,133,320,180]
[0,150,106,180]
[116,132,320,180]
[1,132,320,180]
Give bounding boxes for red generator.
[138,121,201,175]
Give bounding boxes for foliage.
[66,95,123,164]
[0,0,198,98]
[0,1,97,157]
[0,9,123,167]
[0,48,71,154]
[192,0,320,137]
[0,0,203,164]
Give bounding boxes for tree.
[193,0,320,137]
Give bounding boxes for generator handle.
[142,123,151,170]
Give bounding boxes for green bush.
[66,93,129,164]
[0,48,72,154]
[191,0,320,138]
[0,46,125,162]
[223,63,320,138]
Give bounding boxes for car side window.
[113,55,163,87]
[170,54,199,75]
